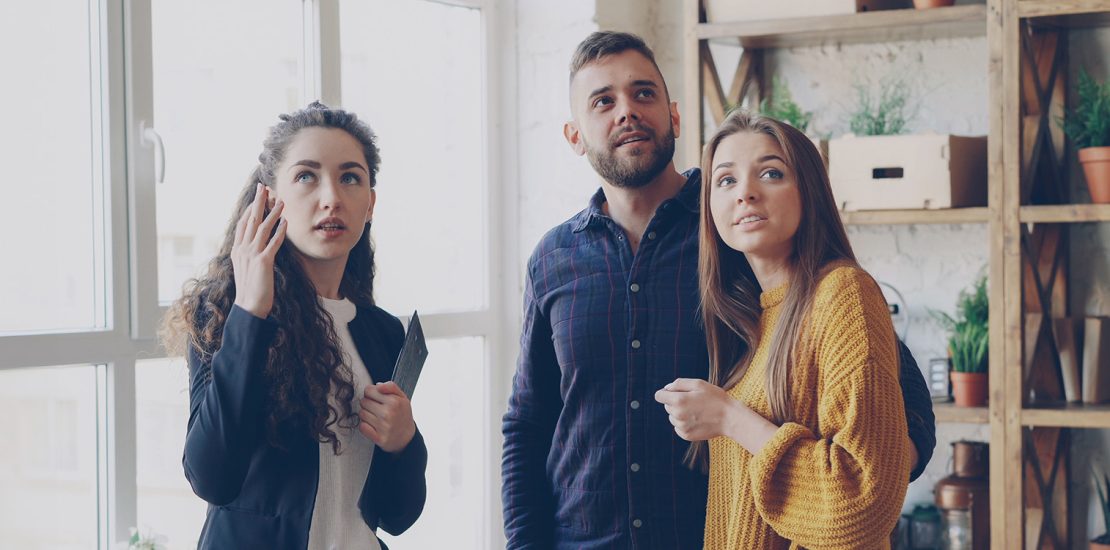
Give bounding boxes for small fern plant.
[1062,70,1110,149]
[848,76,915,136]
[759,78,813,134]
[931,274,989,374]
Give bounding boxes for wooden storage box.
[705,0,910,23]
[828,133,987,211]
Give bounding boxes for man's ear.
[670,100,681,140]
[563,121,587,156]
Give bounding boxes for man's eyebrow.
[588,85,613,99]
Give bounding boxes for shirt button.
[631,339,641,349]
[647,231,657,240]
[630,283,640,293]
[630,400,640,410]
[630,463,640,472]
[633,519,643,528]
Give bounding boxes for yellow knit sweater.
[703,264,911,550]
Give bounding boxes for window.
[135,358,205,550]
[380,337,487,548]
[339,0,486,314]
[0,2,107,334]
[152,0,306,303]
[0,365,100,550]
[0,1,501,548]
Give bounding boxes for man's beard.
[585,123,676,189]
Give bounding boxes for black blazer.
[183,304,428,549]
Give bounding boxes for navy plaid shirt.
[501,169,934,550]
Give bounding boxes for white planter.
[827,133,987,211]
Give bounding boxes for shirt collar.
[571,168,702,233]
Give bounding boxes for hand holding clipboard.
[391,311,429,399]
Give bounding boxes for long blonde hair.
[687,110,857,469]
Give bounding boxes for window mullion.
[304,0,342,106]
[122,0,159,341]
[99,358,138,549]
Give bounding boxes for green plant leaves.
[931,274,989,373]
[848,76,916,136]
[1062,70,1110,149]
[758,77,813,133]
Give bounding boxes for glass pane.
[339,0,486,314]
[153,0,305,303]
[0,3,104,333]
[379,337,485,549]
[0,365,99,549]
[136,358,206,549]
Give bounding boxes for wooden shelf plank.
[840,207,989,225]
[1021,403,1110,428]
[934,402,990,424]
[1019,0,1110,19]
[696,5,985,48]
[1018,204,1110,223]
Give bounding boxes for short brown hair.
[569,31,666,94]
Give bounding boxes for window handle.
[140,121,166,183]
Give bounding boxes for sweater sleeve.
[182,305,278,505]
[747,267,911,549]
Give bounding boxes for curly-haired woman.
[162,102,426,550]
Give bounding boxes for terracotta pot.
[913,0,956,8]
[1079,146,1110,204]
[951,371,988,407]
[1091,540,1110,550]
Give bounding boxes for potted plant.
[759,77,814,134]
[757,78,827,162]
[846,76,914,137]
[1062,70,1110,204]
[828,75,987,211]
[933,274,989,407]
[1093,465,1110,549]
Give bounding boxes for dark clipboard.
[390,311,428,399]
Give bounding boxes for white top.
[307,297,381,550]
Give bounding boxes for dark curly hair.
[162,101,381,454]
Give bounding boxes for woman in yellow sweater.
[654,110,911,549]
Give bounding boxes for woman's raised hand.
[231,183,287,319]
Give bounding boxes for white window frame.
[0,0,512,548]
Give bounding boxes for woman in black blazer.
[162,102,427,549]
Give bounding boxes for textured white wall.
[514,0,603,268]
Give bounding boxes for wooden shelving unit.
[841,207,990,225]
[1023,404,1110,428]
[695,5,986,48]
[935,402,991,424]
[1019,204,1110,223]
[683,1,1110,547]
